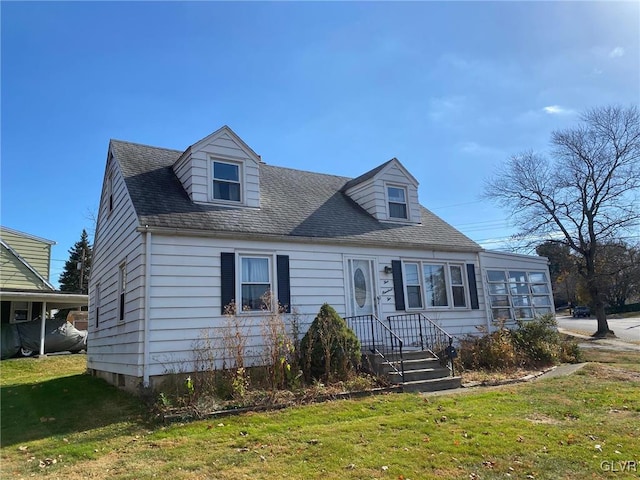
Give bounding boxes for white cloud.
[609,46,625,58]
[458,141,504,157]
[542,105,574,115]
[427,95,466,122]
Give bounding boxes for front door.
[347,258,377,317]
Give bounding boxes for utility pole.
[77,246,85,294]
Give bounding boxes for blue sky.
[2,1,638,287]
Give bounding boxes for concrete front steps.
[366,350,462,393]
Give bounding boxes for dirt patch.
[586,363,640,382]
[526,413,561,425]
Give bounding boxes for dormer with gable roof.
[342,158,421,224]
[173,126,262,208]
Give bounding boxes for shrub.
[560,339,584,363]
[459,327,518,371]
[511,314,561,368]
[300,303,361,382]
[459,314,582,372]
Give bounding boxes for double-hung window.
[95,283,101,327]
[240,255,272,311]
[118,263,126,322]
[404,263,423,308]
[387,186,408,220]
[450,265,466,308]
[213,160,241,202]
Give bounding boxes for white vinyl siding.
[139,236,485,378]
[88,155,145,379]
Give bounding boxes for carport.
[1,290,88,356]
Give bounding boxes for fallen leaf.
[18,446,28,451]
[382,465,389,471]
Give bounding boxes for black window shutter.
[276,255,291,313]
[466,263,480,310]
[220,252,235,314]
[391,260,405,311]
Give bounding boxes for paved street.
[556,314,640,344]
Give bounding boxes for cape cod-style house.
[88,126,554,391]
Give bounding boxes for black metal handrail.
[345,314,404,380]
[386,313,455,375]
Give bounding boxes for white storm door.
[348,258,377,317]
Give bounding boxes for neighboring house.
[1,226,88,356]
[88,126,554,391]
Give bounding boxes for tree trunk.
[585,256,613,337]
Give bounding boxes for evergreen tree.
[58,229,92,294]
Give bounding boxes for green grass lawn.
[1,351,639,479]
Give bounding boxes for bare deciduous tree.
[485,105,640,336]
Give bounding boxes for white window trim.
[107,169,114,215]
[95,282,101,327]
[403,260,470,311]
[210,158,244,204]
[385,183,410,222]
[118,261,127,324]
[402,262,423,310]
[485,269,554,322]
[236,252,275,314]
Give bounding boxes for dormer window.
[213,160,241,202]
[387,185,408,219]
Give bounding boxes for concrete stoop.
[365,350,460,393]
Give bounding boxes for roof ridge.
[262,163,351,181]
[110,139,183,154]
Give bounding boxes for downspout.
[143,229,151,388]
[39,301,47,355]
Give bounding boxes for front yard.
[1,351,639,479]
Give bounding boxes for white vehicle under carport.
[1,317,87,359]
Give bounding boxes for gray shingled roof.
[110,140,482,252]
